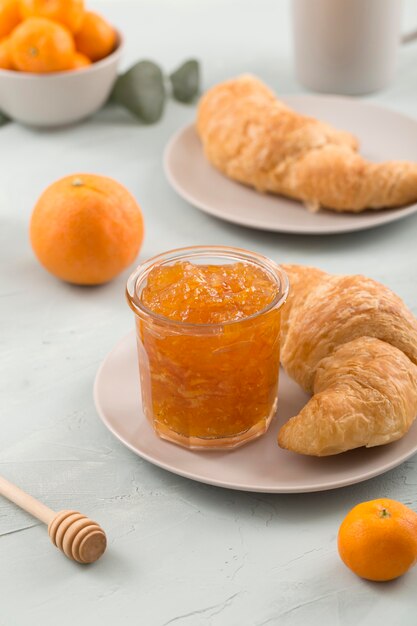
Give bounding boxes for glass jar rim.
[126,245,289,329]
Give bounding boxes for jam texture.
[137,261,283,448]
[141,261,279,323]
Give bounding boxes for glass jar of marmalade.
[126,246,289,449]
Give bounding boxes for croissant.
[278,265,417,456]
[196,76,417,213]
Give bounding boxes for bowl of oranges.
[0,0,122,127]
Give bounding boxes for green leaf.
[112,60,166,124]
[0,111,9,127]
[170,59,200,103]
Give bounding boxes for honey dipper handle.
[0,475,56,525]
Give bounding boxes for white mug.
[292,0,403,95]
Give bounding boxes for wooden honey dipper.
[0,475,107,564]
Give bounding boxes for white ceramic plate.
[164,95,417,235]
[94,333,417,493]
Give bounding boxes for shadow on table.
[140,453,416,529]
[192,204,417,256]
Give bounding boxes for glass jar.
[126,246,289,450]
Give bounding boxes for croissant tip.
[277,428,289,451]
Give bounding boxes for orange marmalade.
[127,248,288,449]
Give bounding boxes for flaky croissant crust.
[277,265,417,456]
[197,76,417,213]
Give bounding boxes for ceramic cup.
[292,0,403,95]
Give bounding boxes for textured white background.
[1,1,417,625]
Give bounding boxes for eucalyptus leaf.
[112,60,166,124]
[0,111,9,127]
[170,59,200,103]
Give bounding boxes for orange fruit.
[0,36,13,69]
[0,0,21,39]
[70,51,90,70]
[338,498,417,582]
[30,174,144,285]
[19,0,85,34]
[74,11,116,62]
[10,17,75,73]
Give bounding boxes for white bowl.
[0,34,123,127]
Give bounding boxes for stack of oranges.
[0,0,116,73]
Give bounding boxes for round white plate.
[94,332,417,493]
[164,95,417,235]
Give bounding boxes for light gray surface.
[1,1,417,624]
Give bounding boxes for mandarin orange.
[19,0,85,34]
[338,498,417,581]
[30,174,144,285]
[0,35,13,68]
[71,51,90,69]
[74,11,115,62]
[10,17,75,73]
[0,0,20,39]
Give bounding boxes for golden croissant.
[278,265,417,456]
[196,76,417,213]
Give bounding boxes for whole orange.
[0,0,21,39]
[30,174,144,285]
[338,498,417,582]
[10,17,75,73]
[71,51,90,70]
[19,0,85,34]
[0,36,13,69]
[74,11,116,62]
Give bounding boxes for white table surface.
[1,1,417,624]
